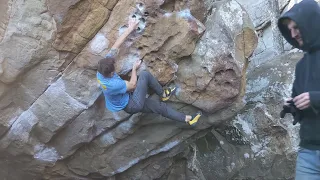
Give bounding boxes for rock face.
[0,0,11,42]
[239,0,319,71]
[51,0,116,54]
[189,52,302,180]
[174,0,258,112]
[237,0,290,28]
[0,0,302,179]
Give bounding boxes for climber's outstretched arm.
[110,17,139,50]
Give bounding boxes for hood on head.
[278,0,320,52]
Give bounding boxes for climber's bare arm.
[110,18,139,50]
[125,60,141,92]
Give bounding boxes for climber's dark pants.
[124,70,185,122]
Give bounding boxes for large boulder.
[187,52,302,180]
[0,5,60,139]
[0,0,260,179]
[174,0,258,113]
[0,0,62,154]
[0,0,57,84]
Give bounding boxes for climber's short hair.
[97,57,115,77]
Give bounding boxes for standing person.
[278,0,320,179]
[97,18,201,125]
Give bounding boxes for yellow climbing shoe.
[188,112,202,126]
[161,87,176,101]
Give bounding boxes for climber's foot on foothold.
[161,86,176,101]
[187,112,202,126]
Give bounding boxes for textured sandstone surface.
[174,0,258,113]
[0,0,302,179]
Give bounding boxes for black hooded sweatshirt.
[278,0,320,150]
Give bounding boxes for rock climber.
[278,0,320,179]
[96,17,201,126]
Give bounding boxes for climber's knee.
[135,104,144,112]
[139,70,150,78]
[128,100,144,113]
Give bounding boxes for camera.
[280,99,301,125]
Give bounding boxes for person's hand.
[284,97,293,106]
[128,17,139,31]
[133,60,141,70]
[293,92,310,110]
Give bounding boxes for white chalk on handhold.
[164,13,172,17]
[174,85,181,96]
[244,153,250,158]
[34,144,60,162]
[137,18,146,33]
[119,53,140,75]
[101,132,116,145]
[118,119,134,132]
[177,9,192,19]
[90,33,108,54]
[131,13,142,20]
[130,13,147,33]
[112,111,122,121]
[119,25,128,36]
[136,2,145,13]
[114,158,140,174]
[150,140,179,156]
